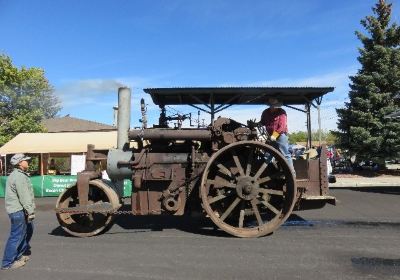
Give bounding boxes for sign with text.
[42,176,77,196]
[0,175,132,198]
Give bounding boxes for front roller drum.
[200,141,296,237]
[56,179,121,237]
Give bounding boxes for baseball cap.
[10,153,31,166]
[268,98,283,108]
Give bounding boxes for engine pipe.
[128,129,212,141]
[117,87,131,150]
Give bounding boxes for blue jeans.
[274,133,296,176]
[24,221,34,255]
[1,210,33,268]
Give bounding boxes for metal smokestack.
[117,87,131,150]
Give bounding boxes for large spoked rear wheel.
[56,179,121,237]
[200,141,296,237]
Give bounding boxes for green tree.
[324,130,338,145]
[0,54,61,146]
[288,131,308,144]
[335,0,400,163]
[289,130,337,145]
[311,130,338,145]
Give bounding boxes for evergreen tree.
[0,54,61,146]
[335,0,400,163]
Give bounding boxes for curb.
[330,183,400,188]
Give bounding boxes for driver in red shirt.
[260,98,295,176]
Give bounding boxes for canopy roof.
[0,132,117,155]
[144,87,334,106]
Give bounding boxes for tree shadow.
[351,257,400,276]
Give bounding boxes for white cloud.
[221,68,356,131]
[55,69,355,132]
[249,68,354,89]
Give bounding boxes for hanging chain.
[55,208,136,216]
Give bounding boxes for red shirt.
[260,108,288,135]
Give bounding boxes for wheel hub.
[236,176,259,200]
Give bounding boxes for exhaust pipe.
[107,87,133,183]
[117,87,131,150]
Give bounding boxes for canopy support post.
[306,103,312,149]
[318,105,322,146]
[210,93,215,123]
[40,154,44,176]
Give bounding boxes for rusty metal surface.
[56,202,114,214]
[55,179,121,237]
[76,171,101,206]
[319,144,329,195]
[294,145,331,204]
[129,128,212,140]
[76,173,90,206]
[200,141,296,237]
[132,190,149,215]
[55,86,335,238]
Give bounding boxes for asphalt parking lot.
[1,188,400,280]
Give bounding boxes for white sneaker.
[21,255,30,262]
[1,259,26,270]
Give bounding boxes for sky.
[1,0,400,132]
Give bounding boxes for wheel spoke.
[207,177,236,189]
[200,141,295,237]
[231,151,245,176]
[251,199,263,227]
[216,162,232,177]
[220,197,241,221]
[208,192,232,204]
[245,149,254,176]
[259,188,284,196]
[257,176,271,185]
[260,200,280,215]
[270,160,279,170]
[253,162,268,181]
[239,204,245,228]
